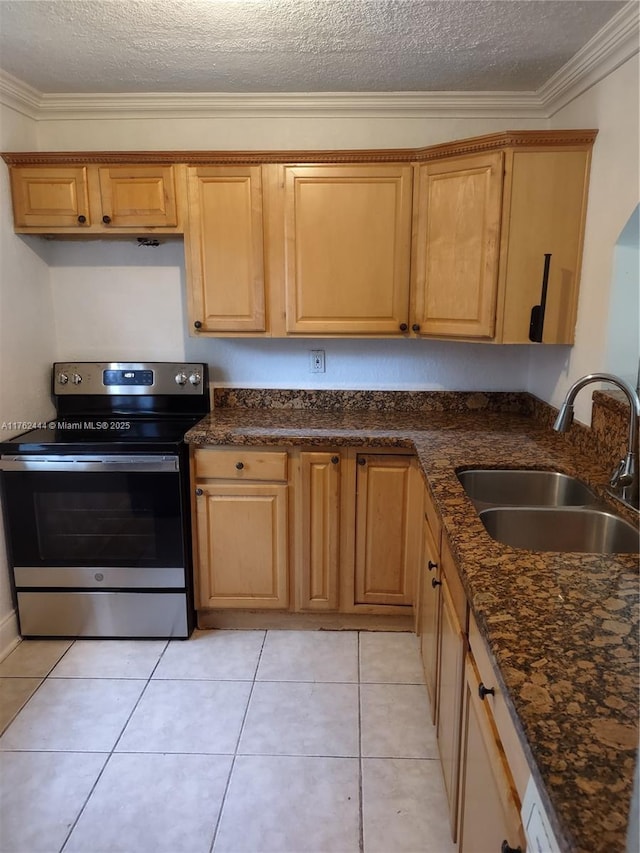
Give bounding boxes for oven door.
[0,455,186,589]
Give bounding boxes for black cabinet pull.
[235,461,244,470]
[331,456,339,464]
[412,323,420,332]
[501,842,522,853]
[77,214,86,224]
[431,578,442,588]
[357,457,366,466]
[102,214,111,224]
[399,323,408,332]
[479,683,495,700]
[195,488,203,496]
[428,560,437,571]
[194,321,202,329]
[529,253,552,342]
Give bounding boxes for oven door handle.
[0,455,180,472]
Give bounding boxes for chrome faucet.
[553,373,640,509]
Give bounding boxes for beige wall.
[0,103,57,655]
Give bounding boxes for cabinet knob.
[479,683,495,700]
[194,321,202,330]
[399,323,408,332]
[357,457,366,466]
[412,323,420,332]
[331,456,339,464]
[428,560,438,571]
[431,578,442,588]
[77,214,87,224]
[500,843,522,853]
[235,461,244,470]
[195,488,203,496]
[102,214,111,224]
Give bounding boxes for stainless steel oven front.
[0,453,192,638]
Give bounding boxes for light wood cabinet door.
[419,515,441,724]
[458,655,526,853]
[413,152,503,339]
[195,482,288,609]
[97,165,178,227]
[295,452,341,611]
[10,166,90,228]
[283,165,413,335]
[354,454,422,607]
[498,148,591,344]
[186,166,266,333]
[436,574,466,841]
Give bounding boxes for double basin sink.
[457,469,639,554]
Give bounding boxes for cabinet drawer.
[468,612,530,799]
[194,449,287,481]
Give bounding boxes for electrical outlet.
[309,349,326,373]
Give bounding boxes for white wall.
[527,55,640,423]
[0,103,57,656]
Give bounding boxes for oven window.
[2,470,184,569]
[35,491,157,561]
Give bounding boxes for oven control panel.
[53,362,208,396]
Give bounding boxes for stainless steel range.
[0,361,209,639]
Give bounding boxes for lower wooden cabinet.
[294,451,341,611]
[353,453,423,608]
[193,448,289,610]
[418,512,441,723]
[193,445,423,617]
[458,654,526,853]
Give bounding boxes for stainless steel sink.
[479,507,640,554]
[457,469,599,508]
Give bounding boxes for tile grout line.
[57,639,170,853]
[357,631,365,853]
[208,629,268,853]
[0,640,79,737]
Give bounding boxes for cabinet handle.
[194,321,203,330]
[235,461,244,470]
[412,323,420,332]
[331,456,339,464]
[102,214,112,224]
[500,843,522,853]
[399,323,408,332]
[431,578,442,588]
[427,560,438,571]
[77,215,87,224]
[195,488,203,496]
[357,457,366,466]
[479,683,495,700]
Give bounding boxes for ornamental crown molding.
[0,1,637,122]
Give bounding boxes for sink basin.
[479,507,640,554]
[457,469,599,508]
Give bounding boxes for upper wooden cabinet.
[3,131,596,342]
[413,144,592,344]
[282,165,413,335]
[9,163,183,234]
[413,152,503,339]
[185,166,266,333]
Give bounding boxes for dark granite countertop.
[186,398,639,853]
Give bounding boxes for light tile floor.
[0,630,455,853]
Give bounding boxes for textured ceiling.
[0,0,627,94]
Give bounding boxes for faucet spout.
[553,372,640,509]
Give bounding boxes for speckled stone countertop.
[186,392,639,853]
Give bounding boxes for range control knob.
[188,372,202,386]
[57,372,69,385]
[175,372,187,386]
[71,373,82,385]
